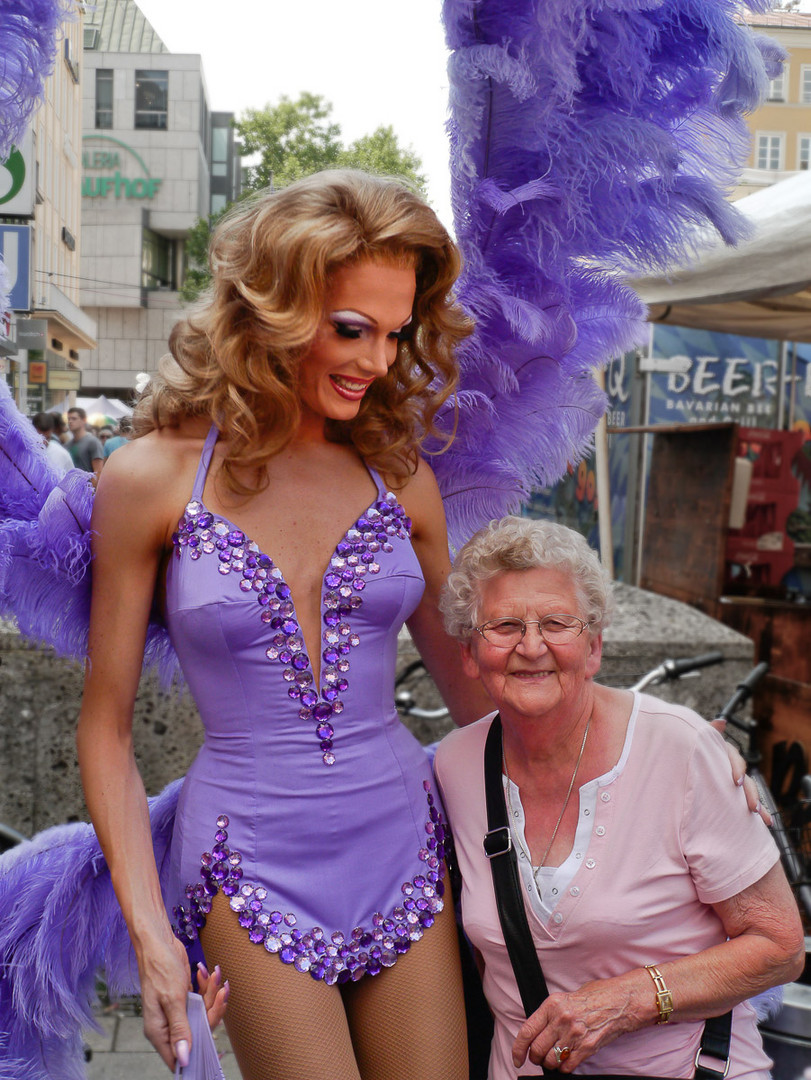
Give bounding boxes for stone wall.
[0,582,754,836]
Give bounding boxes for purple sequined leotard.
[164,426,447,984]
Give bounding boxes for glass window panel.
[212,126,229,162]
[135,70,168,130]
[800,137,810,171]
[211,193,227,214]
[142,228,175,289]
[95,69,113,129]
[803,67,811,106]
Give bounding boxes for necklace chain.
[503,713,592,900]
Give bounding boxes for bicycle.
[717,662,811,929]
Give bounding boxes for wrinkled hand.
[711,720,772,825]
[512,979,638,1073]
[137,934,196,1071]
[197,961,229,1029]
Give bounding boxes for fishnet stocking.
[199,891,468,1080]
[200,892,362,1080]
[341,900,468,1080]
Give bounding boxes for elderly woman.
[435,517,805,1080]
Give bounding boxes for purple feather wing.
[0,381,182,684]
[0,0,73,160]
[0,780,182,1080]
[435,0,781,549]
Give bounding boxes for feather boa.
[433,0,783,548]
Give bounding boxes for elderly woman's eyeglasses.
[474,614,591,648]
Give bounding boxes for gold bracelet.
[645,964,673,1024]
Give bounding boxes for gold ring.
[553,1045,571,1065]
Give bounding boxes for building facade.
[0,3,97,410]
[736,10,811,196]
[80,0,239,398]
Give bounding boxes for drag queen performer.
[81,169,481,1079]
[0,2,781,1079]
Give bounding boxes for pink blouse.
[434,694,780,1080]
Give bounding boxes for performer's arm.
[402,457,494,726]
[76,438,195,1072]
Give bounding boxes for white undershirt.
[503,703,638,921]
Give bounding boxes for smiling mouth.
[330,374,373,400]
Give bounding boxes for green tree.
[180,93,426,301]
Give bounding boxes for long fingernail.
[175,1040,190,1068]
[736,776,745,786]
[753,801,761,815]
[197,961,209,977]
[214,963,222,981]
[223,979,231,1000]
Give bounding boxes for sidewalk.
[86,999,242,1079]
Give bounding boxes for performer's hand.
[197,961,230,1030]
[137,933,195,1071]
[710,719,772,825]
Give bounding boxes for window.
[135,70,168,130]
[756,133,783,171]
[212,125,228,176]
[768,71,786,102]
[803,66,811,106]
[211,193,227,214]
[142,229,176,289]
[95,69,113,129]
[800,136,811,172]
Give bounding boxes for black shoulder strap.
[483,715,548,1017]
[482,714,731,1080]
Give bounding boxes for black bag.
[482,714,732,1080]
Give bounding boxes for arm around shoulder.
[399,458,494,727]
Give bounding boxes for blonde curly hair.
[133,169,471,493]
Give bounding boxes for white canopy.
[628,172,811,342]
[48,394,133,418]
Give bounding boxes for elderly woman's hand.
[512,975,648,1073]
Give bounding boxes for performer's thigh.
[199,892,362,1080]
[341,899,468,1080]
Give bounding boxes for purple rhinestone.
[320,739,333,751]
[323,647,339,664]
[292,654,309,671]
[323,751,336,766]
[325,572,341,588]
[280,947,296,965]
[275,582,291,600]
[313,703,334,721]
[316,721,334,740]
[301,689,318,708]
[336,541,352,556]
[324,610,341,627]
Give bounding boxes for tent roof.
[629,172,811,342]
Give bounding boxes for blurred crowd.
[30,407,132,479]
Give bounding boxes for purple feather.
[435,0,781,548]
[0,380,183,685]
[0,0,73,160]
[0,780,182,1080]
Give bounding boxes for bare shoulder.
[392,457,445,539]
[93,422,209,545]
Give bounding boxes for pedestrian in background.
[31,412,73,476]
[66,407,104,478]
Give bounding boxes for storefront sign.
[0,225,31,310]
[647,326,787,426]
[81,135,163,200]
[0,129,35,217]
[14,317,47,350]
[48,367,81,391]
[28,360,47,384]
